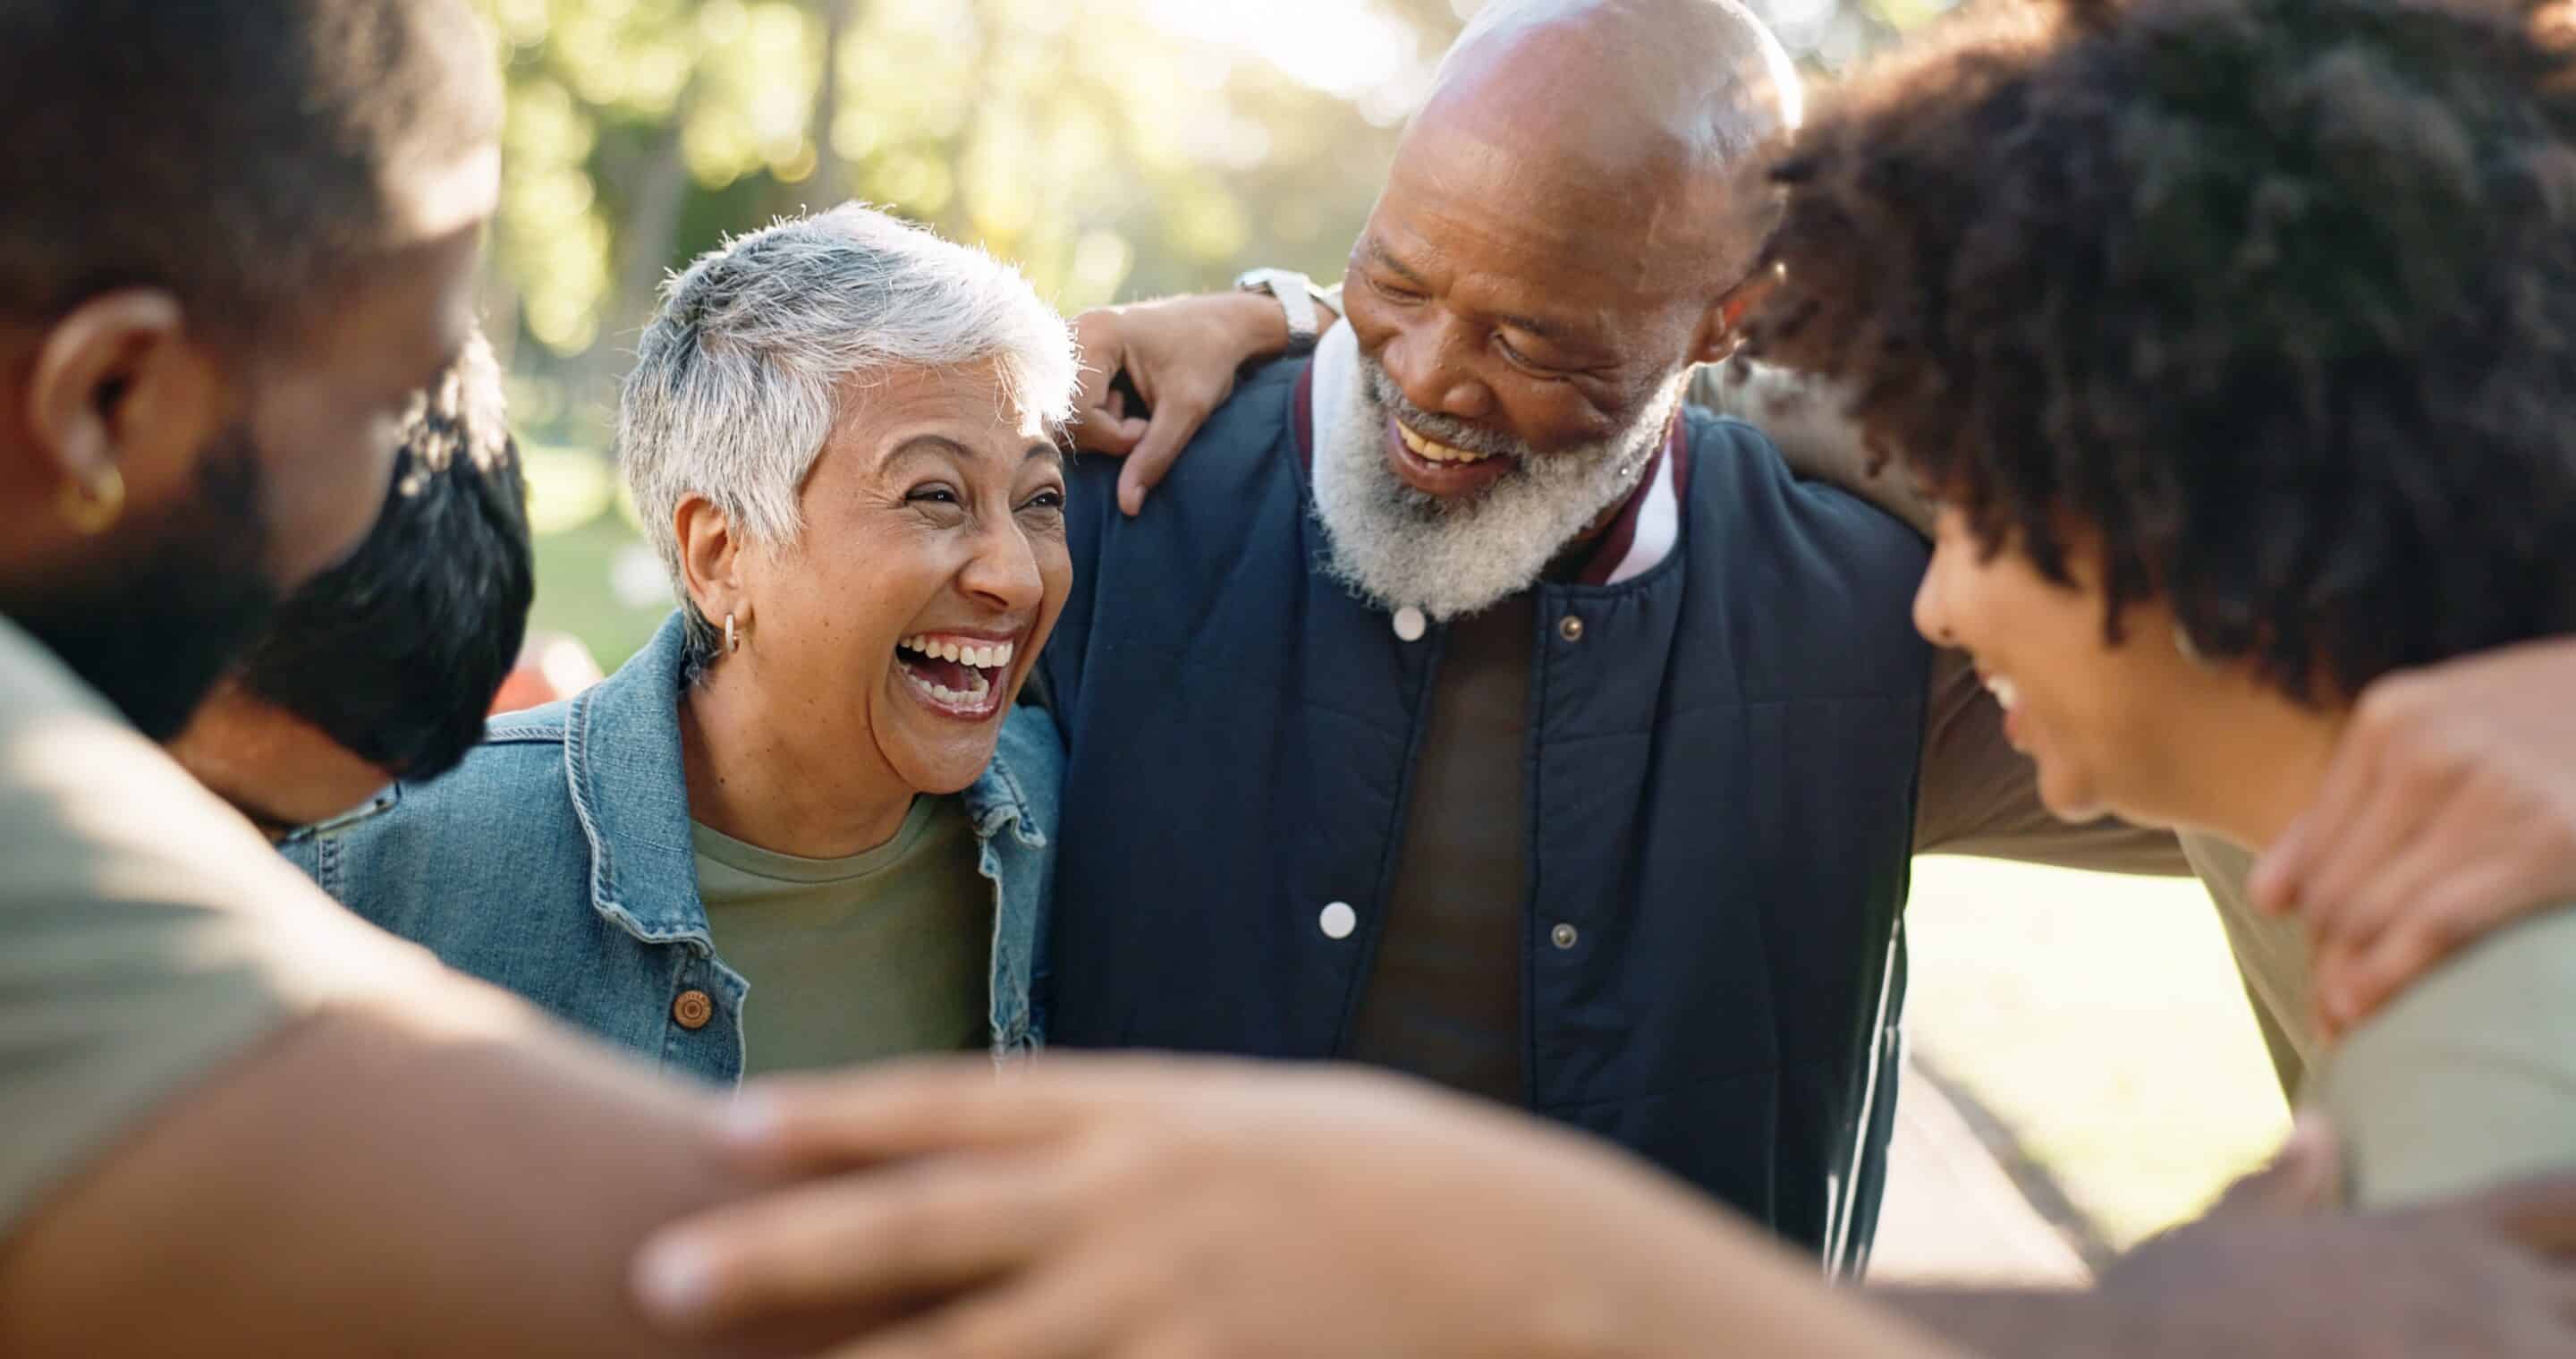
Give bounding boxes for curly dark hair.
[1750,0,2576,704]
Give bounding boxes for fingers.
[2250,813,2314,915]
[2252,689,2408,914]
[2295,774,2456,957]
[1115,395,1217,517]
[634,1154,1080,1335]
[717,1062,1096,1176]
[2300,798,2481,1033]
[2311,838,2518,1035]
[1068,311,1127,424]
[724,1056,1223,1175]
[1070,403,1150,457]
[2283,678,2482,931]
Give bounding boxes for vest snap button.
[1319,901,1358,940]
[1393,607,1428,642]
[672,989,715,1031]
[1558,615,1585,642]
[1551,922,1580,949]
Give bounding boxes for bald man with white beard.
[1022,0,2063,1272]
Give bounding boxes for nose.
[1379,312,1496,423]
[960,516,1046,616]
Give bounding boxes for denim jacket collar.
[563,611,1048,945]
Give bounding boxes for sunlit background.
[477,0,2281,1278]
[480,0,1962,674]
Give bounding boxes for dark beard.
[3,432,281,740]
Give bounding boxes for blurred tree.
[472,0,1947,446]
[481,0,1953,663]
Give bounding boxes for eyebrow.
[877,433,971,471]
[878,434,1064,474]
[1362,235,1431,289]
[1363,235,1595,352]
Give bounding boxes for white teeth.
[911,664,996,709]
[1395,422,1496,464]
[897,635,1016,671]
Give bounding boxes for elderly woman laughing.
[286,205,1074,1078]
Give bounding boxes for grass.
[524,447,670,669]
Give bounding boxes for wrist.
[1219,290,1294,357]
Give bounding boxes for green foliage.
[479,0,1934,659]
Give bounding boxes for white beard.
[1310,340,1684,623]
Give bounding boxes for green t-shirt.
[0,617,431,1231]
[2317,901,2576,1207]
[692,794,992,1075]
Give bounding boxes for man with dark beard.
[0,3,887,1354]
[1032,0,2022,1268]
[165,333,536,838]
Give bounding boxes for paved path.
[1870,1052,2095,1287]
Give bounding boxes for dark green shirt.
[693,794,992,1074]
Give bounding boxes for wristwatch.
[1233,268,1328,355]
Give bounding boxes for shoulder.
[1684,408,1928,576]
[1678,410,1931,695]
[1067,356,1308,524]
[304,717,582,905]
[479,696,576,746]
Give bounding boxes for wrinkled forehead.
[1371,102,1739,302]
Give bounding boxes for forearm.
[0,994,851,1357]
[1879,1287,2144,1359]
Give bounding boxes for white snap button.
[1551,922,1580,949]
[1392,606,1428,642]
[1319,901,1358,939]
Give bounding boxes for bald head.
[1395,0,1799,293]
[1335,0,1799,497]
[1436,0,1801,162]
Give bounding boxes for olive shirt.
[0,616,431,1232]
[692,794,994,1075]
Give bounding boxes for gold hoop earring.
[56,464,125,535]
[724,612,740,655]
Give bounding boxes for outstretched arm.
[632,1057,1966,1359]
[0,993,778,1357]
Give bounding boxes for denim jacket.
[281,611,1059,1083]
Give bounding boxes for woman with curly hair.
[1754,0,2576,1208]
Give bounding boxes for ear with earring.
[56,463,125,535]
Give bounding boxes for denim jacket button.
[1318,901,1358,940]
[1392,607,1428,642]
[672,989,715,1030]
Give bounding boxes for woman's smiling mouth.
[894,632,1017,719]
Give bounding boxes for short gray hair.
[616,203,1078,659]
